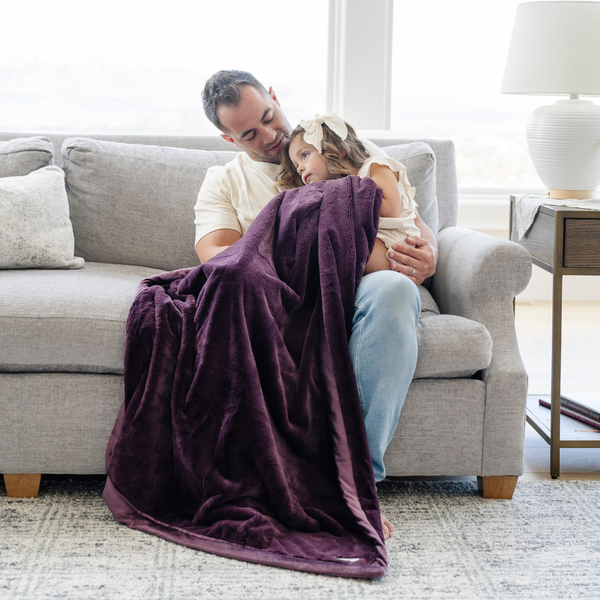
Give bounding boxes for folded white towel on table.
[514,195,600,240]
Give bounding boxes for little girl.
[277,114,420,274]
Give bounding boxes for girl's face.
[288,135,334,185]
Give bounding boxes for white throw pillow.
[0,166,84,269]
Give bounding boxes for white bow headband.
[299,114,348,154]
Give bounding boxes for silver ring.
[411,267,416,277]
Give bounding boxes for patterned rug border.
[2,478,600,599]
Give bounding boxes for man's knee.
[356,271,421,321]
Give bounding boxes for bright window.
[1,0,567,192]
[391,0,560,190]
[0,0,328,135]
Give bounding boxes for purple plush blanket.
[103,175,387,578]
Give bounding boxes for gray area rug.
[1,478,599,599]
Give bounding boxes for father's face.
[218,85,291,164]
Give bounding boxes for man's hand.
[387,234,438,285]
[386,213,438,285]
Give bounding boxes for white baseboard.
[457,191,600,301]
[517,269,600,301]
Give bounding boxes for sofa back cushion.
[0,136,54,177]
[371,138,457,231]
[61,136,448,271]
[62,137,237,271]
[382,142,438,236]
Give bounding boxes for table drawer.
[564,219,600,267]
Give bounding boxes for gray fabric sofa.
[0,132,532,500]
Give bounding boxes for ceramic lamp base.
[527,98,600,195]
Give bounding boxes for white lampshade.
[501,1,600,198]
[502,1,600,97]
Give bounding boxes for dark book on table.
[558,396,600,422]
[538,398,600,429]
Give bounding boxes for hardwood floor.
[515,300,600,481]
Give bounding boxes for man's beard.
[251,149,281,164]
[248,134,289,164]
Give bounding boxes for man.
[195,70,438,539]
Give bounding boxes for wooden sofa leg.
[477,475,518,500]
[3,474,42,498]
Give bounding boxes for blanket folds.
[104,175,388,578]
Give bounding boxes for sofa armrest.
[431,226,533,476]
[432,227,532,312]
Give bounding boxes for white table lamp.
[501,1,600,199]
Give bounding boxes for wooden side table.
[510,196,600,478]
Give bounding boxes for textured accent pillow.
[379,142,439,236]
[0,166,84,269]
[62,138,239,271]
[0,136,54,178]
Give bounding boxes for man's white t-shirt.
[193,140,413,248]
[194,153,281,246]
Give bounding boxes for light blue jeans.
[349,271,421,482]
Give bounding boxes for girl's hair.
[277,120,371,191]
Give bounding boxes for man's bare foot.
[381,514,394,540]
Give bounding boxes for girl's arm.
[362,162,407,273]
[368,162,402,218]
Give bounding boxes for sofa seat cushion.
[414,286,493,378]
[0,266,492,379]
[0,262,163,374]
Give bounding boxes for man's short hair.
[202,70,269,132]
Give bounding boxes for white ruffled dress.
[357,156,420,251]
